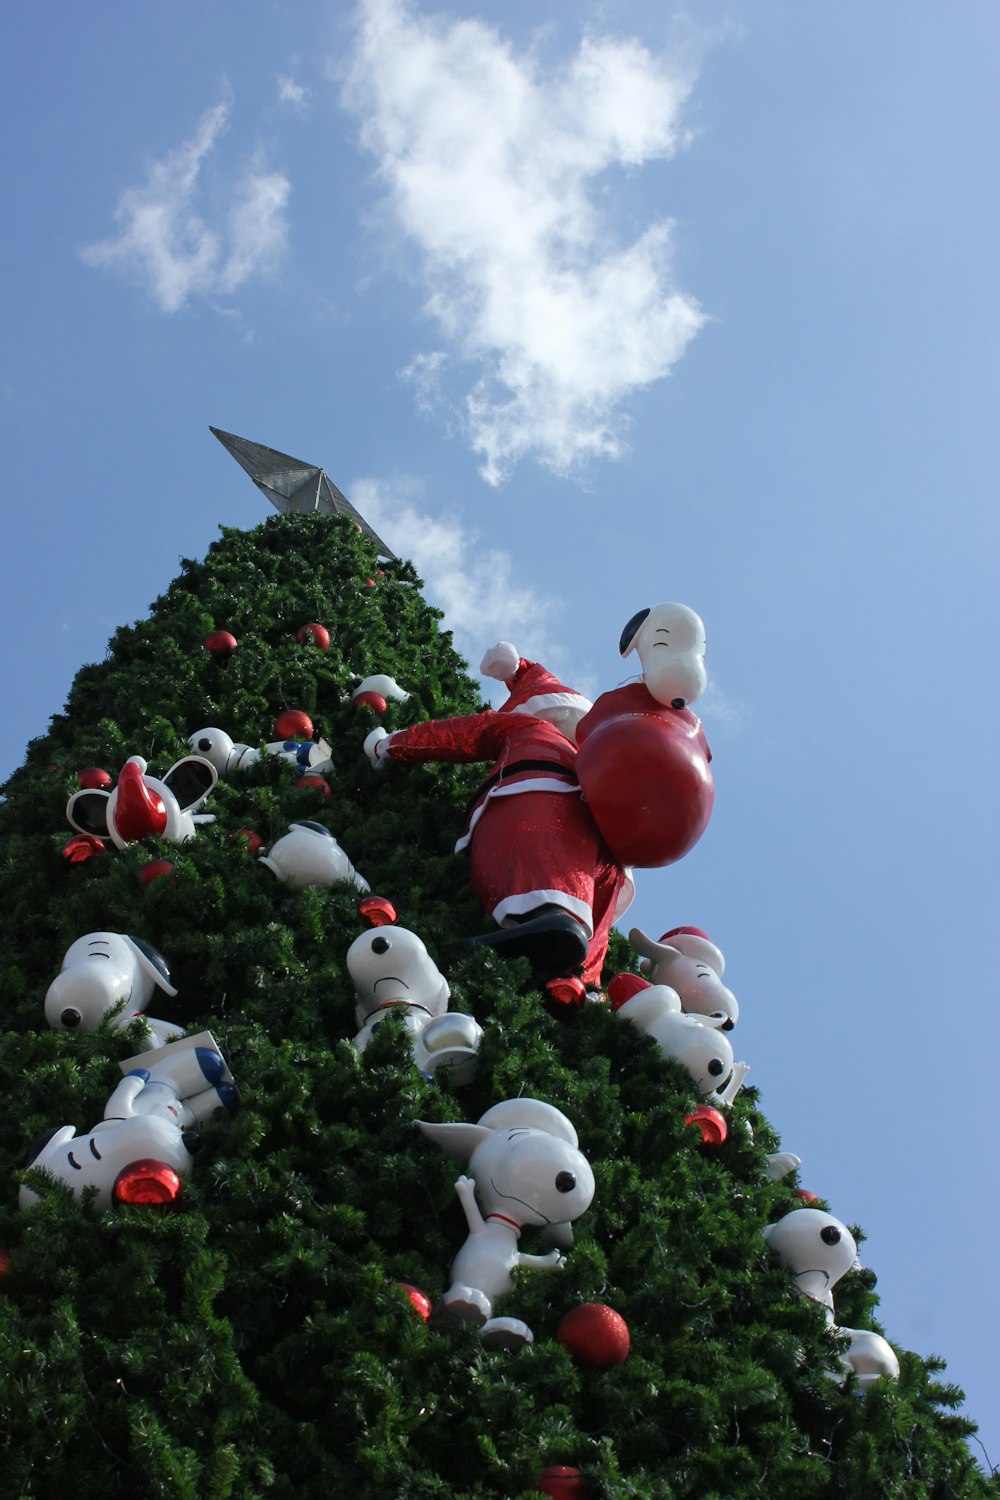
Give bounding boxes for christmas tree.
[0,511,993,1499]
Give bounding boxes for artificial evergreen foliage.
[0,511,994,1499]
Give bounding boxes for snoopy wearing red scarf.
[364,643,632,997]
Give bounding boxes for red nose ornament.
[113,1160,183,1207]
[113,761,168,842]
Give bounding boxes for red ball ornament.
[359,896,398,927]
[294,774,330,798]
[204,630,238,660]
[545,976,587,1008]
[0,1249,10,1281]
[364,577,377,589]
[112,1160,183,1207]
[63,833,106,863]
[137,859,176,887]
[395,1282,432,1321]
[232,828,264,856]
[296,622,331,650]
[353,690,389,715]
[77,767,112,790]
[537,1467,589,1498]
[275,709,314,740]
[556,1304,631,1368]
[575,684,714,868]
[684,1104,728,1147]
[795,1189,819,1204]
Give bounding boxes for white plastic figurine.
[763,1207,900,1390]
[351,673,410,706]
[629,926,739,1029]
[187,728,333,778]
[417,1099,595,1349]
[45,931,183,1050]
[258,821,370,891]
[609,975,748,1105]
[348,925,482,1084]
[20,1033,236,1213]
[66,754,217,848]
[620,601,708,710]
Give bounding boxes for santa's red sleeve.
[378,710,510,768]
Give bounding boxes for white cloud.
[341,0,706,483]
[277,74,311,113]
[81,99,290,314]
[351,475,561,675]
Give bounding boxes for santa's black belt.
[466,759,579,817]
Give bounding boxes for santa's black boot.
[467,909,588,980]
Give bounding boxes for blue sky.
[2,0,997,1464]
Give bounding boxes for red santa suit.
[372,703,632,988]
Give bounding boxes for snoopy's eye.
[371,936,390,954]
[708,1058,725,1076]
[555,1171,576,1194]
[89,1138,102,1161]
[820,1225,842,1246]
[60,1008,82,1029]
[197,738,212,752]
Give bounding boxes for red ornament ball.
[545,975,587,1008]
[556,1304,630,1368]
[364,577,377,589]
[275,709,314,740]
[795,1189,819,1204]
[537,1467,589,1498]
[137,860,176,887]
[353,690,389,715]
[113,1159,183,1207]
[296,622,331,650]
[359,896,398,927]
[77,767,112,790]
[232,828,263,856]
[294,775,330,798]
[0,1249,10,1281]
[63,834,106,863]
[395,1282,432,1321]
[204,630,238,659]
[684,1104,728,1147]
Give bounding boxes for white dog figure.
[763,1207,900,1390]
[347,925,482,1084]
[187,728,333,778]
[619,602,707,710]
[417,1099,595,1349]
[20,1033,235,1214]
[258,822,370,892]
[609,975,748,1105]
[351,673,411,707]
[45,932,184,1050]
[629,926,739,1029]
[66,754,217,848]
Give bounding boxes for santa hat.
[480,643,592,736]
[658,926,725,976]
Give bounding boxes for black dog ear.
[162,756,217,811]
[66,789,112,837]
[24,1126,63,1168]
[619,607,650,658]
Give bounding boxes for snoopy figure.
[258,822,370,892]
[187,728,333,778]
[417,1098,595,1349]
[66,754,217,848]
[628,926,739,1029]
[608,974,748,1105]
[20,1033,235,1214]
[620,601,708,710]
[347,925,482,1084]
[763,1207,900,1390]
[45,932,184,1050]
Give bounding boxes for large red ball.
[395,1282,432,1321]
[137,859,176,887]
[685,1104,728,1146]
[294,775,330,798]
[353,691,389,715]
[204,630,238,659]
[537,1466,589,1498]
[359,896,398,927]
[275,709,314,740]
[296,623,331,649]
[77,767,112,790]
[575,684,714,868]
[556,1303,630,1367]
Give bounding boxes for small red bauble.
[77,767,112,790]
[556,1304,631,1368]
[359,896,398,927]
[537,1467,589,1498]
[364,578,377,589]
[275,709,314,740]
[63,833,106,863]
[113,1160,183,1207]
[296,623,331,649]
[204,630,238,659]
[0,1249,10,1280]
[294,775,330,798]
[395,1282,432,1321]
[137,860,176,887]
[545,976,587,1008]
[685,1104,728,1147]
[353,691,389,715]
[232,828,263,855]
[795,1189,819,1204]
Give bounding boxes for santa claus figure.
[364,643,631,995]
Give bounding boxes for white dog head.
[619,603,707,710]
[762,1207,860,1309]
[347,925,450,1026]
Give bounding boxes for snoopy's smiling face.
[468,1128,595,1228]
[629,603,708,710]
[20,1115,195,1213]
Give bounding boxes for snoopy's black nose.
[555,1171,576,1193]
[60,1008,82,1029]
[371,936,390,954]
[671,697,686,710]
[182,1133,201,1155]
